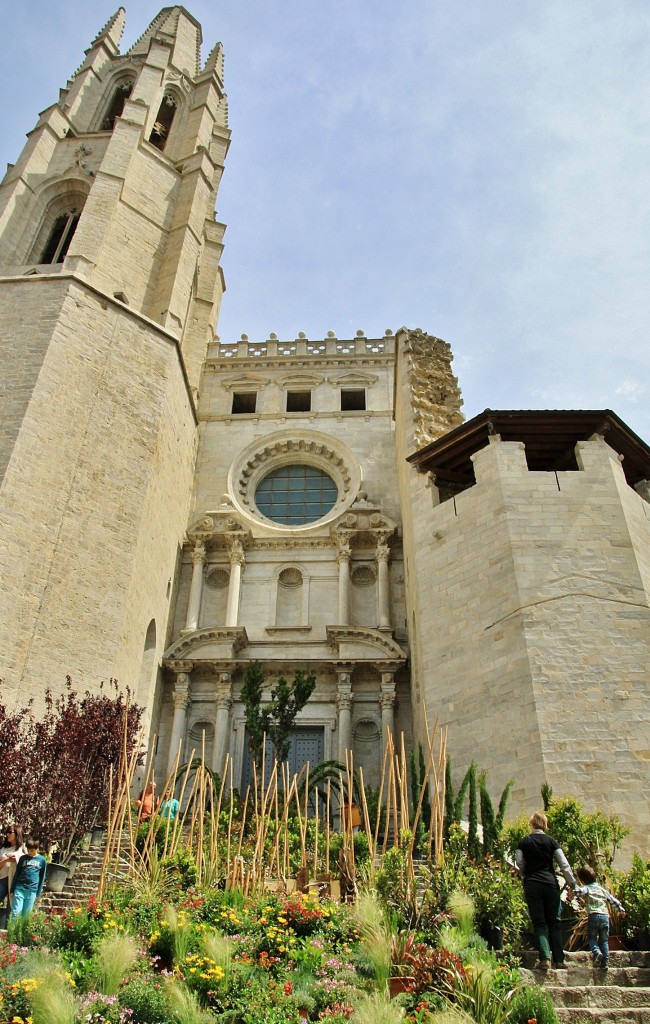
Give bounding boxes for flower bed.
[0,882,550,1024]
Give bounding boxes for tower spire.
[88,7,126,55]
[127,6,202,78]
[203,40,225,86]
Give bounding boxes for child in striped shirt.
[573,865,625,969]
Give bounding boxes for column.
[336,538,351,624]
[167,668,191,776]
[225,537,245,627]
[336,671,353,761]
[379,671,396,759]
[212,672,233,776]
[376,538,391,629]
[185,541,206,631]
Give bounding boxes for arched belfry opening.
[101,78,134,131]
[149,93,177,151]
[40,210,81,264]
[25,186,89,268]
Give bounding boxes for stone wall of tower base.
[402,432,650,859]
[0,275,198,716]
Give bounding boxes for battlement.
[211,330,395,360]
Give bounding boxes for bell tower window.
[41,210,80,264]
[101,80,134,131]
[149,94,177,151]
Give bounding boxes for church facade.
[1,8,648,854]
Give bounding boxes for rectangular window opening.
[341,388,366,411]
[232,392,257,414]
[286,390,311,412]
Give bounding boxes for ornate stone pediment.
[186,508,251,549]
[326,625,406,661]
[164,627,248,663]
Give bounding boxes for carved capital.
[227,536,245,566]
[375,540,390,563]
[216,693,233,712]
[191,541,206,566]
[379,690,395,712]
[336,544,351,565]
[336,691,353,713]
[174,674,191,710]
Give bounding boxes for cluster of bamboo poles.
[99,707,447,901]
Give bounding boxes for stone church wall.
[405,433,650,856]
[0,275,197,714]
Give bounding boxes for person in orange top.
[135,782,159,821]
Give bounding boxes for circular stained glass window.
[255,464,338,525]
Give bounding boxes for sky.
[2,1,650,440]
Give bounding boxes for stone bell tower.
[0,7,230,715]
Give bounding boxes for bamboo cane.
[169,749,196,859]
[374,738,390,860]
[325,780,331,875]
[345,750,355,873]
[358,766,374,878]
[213,752,229,877]
[314,786,319,876]
[226,761,234,886]
[408,716,438,865]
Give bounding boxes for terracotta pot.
[388,976,415,998]
[608,935,625,950]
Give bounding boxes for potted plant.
[465,856,528,951]
[388,930,417,997]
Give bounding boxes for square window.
[286,390,311,412]
[232,392,257,414]
[341,388,366,411]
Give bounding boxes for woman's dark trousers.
[524,879,564,964]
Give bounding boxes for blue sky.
[2,1,650,440]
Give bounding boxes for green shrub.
[503,796,628,873]
[120,975,169,1023]
[507,985,559,1024]
[615,854,650,942]
[463,857,528,948]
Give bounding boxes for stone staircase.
[38,843,107,913]
[520,949,650,1023]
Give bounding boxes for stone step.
[520,950,650,970]
[548,986,650,1009]
[523,966,650,988]
[556,1010,650,1024]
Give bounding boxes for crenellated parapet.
[211,329,394,362]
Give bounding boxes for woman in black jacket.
[515,810,577,970]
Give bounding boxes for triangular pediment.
[221,374,268,391]
[328,371,378,387]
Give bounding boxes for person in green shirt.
[10,837,47,919]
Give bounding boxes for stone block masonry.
[0,274,197,715]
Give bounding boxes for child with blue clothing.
[572,864,625,968]
[10,837,47,919]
